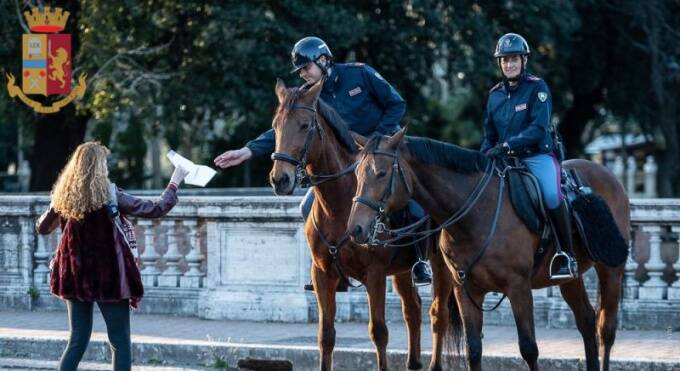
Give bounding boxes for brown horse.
[268,79,454,371]
[347,128,630,371]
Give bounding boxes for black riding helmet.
[291,36,333,74]
[494,33,530,81]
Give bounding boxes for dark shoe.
[303,280,349,292]
[412,260,432,286]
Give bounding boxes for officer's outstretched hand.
[214,147,253,169]
[486,143,510,159]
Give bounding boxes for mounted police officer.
[481,33,577,279]
[214,36,433,288]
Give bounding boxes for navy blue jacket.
[480,74,554,156]
[246,62,406,157]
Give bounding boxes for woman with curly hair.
[36,141,189,371]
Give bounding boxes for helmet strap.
[315,58,332,75]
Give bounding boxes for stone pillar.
[158,220,182,287]
[639,225,666,300]
[138,219,160,287]
[668,226,680,300]
[180,219,204,288]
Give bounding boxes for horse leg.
[507,282,539,371]
[559,278,599,371]
[427,250,453,371]
[453,285,484,371]
[594,264,624,371]
[366,270,389,371]
[392,272,423,370]
[312,265,339,371]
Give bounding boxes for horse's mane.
[279,87,357,154]
[364,134,488,173]
[318,99,358,154]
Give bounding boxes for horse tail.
[444,289,464,365]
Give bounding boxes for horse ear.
[350,131,368,150]
[302,78,323,103]
[386,125,408,150]
[275,78,287,104]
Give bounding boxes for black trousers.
[58,299,131,371]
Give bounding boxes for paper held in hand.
[166,150,217,187]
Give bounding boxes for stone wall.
[0,194,678,330]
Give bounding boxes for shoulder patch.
[489,82,503,92]
[537,91,548,102]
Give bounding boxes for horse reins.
[352,144,511,311]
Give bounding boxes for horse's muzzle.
[350,224,369,244]
[270,172,294,195]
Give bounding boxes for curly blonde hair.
[51,141,111,220]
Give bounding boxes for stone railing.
[0,194,678,329]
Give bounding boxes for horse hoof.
[408,360,423,370]
[428,364,443,371]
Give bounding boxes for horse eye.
[376,170,387,178]
[300,123,310,131]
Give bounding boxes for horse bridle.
[352,146,413,244]
[270,104,320,188]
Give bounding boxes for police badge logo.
[538,92,548,102]
[5,7,87,114]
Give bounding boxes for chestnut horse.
[348,128,630,371]
[268,79,453,371]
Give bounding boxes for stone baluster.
[643,156,657,198]
[624,237,639,299]
[626,156,637,196]
[612,156,624,187]
[638,225,666,300]
[138,220,160,287]
[33,235,51,286]
[668,226,680,300]
[180,219,205,288]
[158,220,182,287]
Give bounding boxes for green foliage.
[0,0,676,193]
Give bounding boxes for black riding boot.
[412,238,432,286]
[549,200,578,279]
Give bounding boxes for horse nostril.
[352,225,363,239]
[281,173,290,186]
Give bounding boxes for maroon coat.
[36,184,178,304]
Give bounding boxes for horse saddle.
[503,158,622,266]
[506,162,546,235]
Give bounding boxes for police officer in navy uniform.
[214,36,433,288]
[481,33,577,279]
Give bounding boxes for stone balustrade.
[0,194,678,329]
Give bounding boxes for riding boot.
[548,200,578,279]
[411,236,432,286]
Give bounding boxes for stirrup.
[549,251,578,280]
[411,260,433,287]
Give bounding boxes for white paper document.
[166,150,217,187]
